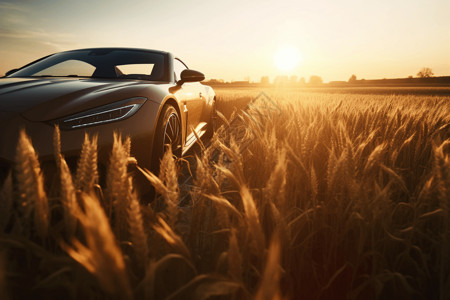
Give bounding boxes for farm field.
[215,86,450,116]
[1,86,449,299]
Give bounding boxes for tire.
[151,104,181,174]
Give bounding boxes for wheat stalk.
[58,155,78,237]
[14,129,48,240]
[153,216,191,259]
[240,184,265,256]
[53,125,61,169]
[265,149,287,213]
[127,180,149,267]
[62,193,131,299]
[105,133,132,239]
[254,233,282,300]
[227,228,243,282]
[158,147,180,228]
[74,133,98,193]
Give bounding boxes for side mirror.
[179,69,205,84]
[5,68,19,77]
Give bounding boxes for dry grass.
[0,88,449,299]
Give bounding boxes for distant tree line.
[204,67,440,86]
[271,75,322,86]
[347,68,434,83]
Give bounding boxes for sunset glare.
[0,0,449,82]
[274,46,302,72]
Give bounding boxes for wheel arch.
[152,97,183,139]
[162,98,182,119]
[149,97,183,170]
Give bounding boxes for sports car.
[0,48,216,185]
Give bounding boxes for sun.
[274,46,302,72]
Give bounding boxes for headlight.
[57,97,147,130]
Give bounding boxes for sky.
[0,0,449,83]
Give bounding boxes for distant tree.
[417,67,433,78]
[260,76,270,85]
[308,75,323,85]
[348,74,357,83]
[299,77,306,85]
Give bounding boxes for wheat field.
[0,88,449,299]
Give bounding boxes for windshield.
[9,49,168,81]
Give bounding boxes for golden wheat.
[74,133,99,193]
[105,133,133,239]
[255,233,282,300]
[208,90,449,298]
[58,156,78,237]
[2,88,449,299]
[14,130,48,240]
[158,148,180,228]
[63,193,131,299]
[127,183,149,267]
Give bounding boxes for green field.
[1,87,449,299]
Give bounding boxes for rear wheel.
[151,104,181,174]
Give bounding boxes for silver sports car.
[0,48,216,184]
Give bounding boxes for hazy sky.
[1,0,449,82]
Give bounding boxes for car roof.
[57,47,171,55]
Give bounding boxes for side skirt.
[182,122,207,156]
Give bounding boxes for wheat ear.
[15,129,49,240]
[59,155,78,237]
[106,133,132,239]
[75,133,99,193]
[159,147,180,227]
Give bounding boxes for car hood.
[0,77,158,122]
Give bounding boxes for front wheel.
[151,104,181,174]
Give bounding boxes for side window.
[173,58,188,82]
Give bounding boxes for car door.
[173,58,204,140]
